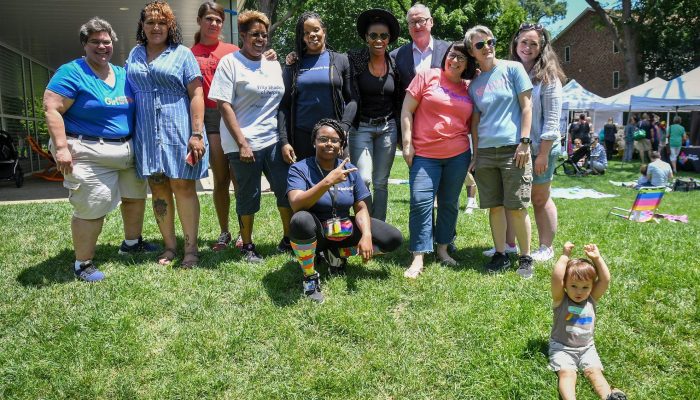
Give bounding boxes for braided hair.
[294,11,326,59]
[311,118,347,149]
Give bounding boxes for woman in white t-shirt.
[209,10,292,263]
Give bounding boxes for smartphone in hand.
[185,151,197,166]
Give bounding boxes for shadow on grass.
[262,255,392,307]
[16,243,135,288]
[522,336,550,360]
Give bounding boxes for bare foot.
[404,253,424,278]
[436,246,457,266]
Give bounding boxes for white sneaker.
[531,245,554,262]
[482,244,518,257]
[464,198,478,214]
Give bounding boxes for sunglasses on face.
[367,32,390,41]
[474,38,497,50]
[446,52,466,63]
[248,31,268,39]
[316,136,342,144]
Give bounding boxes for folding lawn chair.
[607,186,666,223]
[555,144,589,176]
[26,136,63,182]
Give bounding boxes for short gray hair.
[79,17,118,45]
[464,25,494,51]
[406,3,431,21]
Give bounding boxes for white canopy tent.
[562,79,604,110]
[593,77,668,112]
[629,66,700,111]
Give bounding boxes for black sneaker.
[241,243,263,263]
[324,249,347,275]
[516,255,534,279]
[276,236,293,254]
[606,391,627,400]
[303,273,324,303]
[74,261,105,282]
[486,252,511,273]
[118,236,160,255]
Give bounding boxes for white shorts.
[548,339,603,372]
[50,136,147,219]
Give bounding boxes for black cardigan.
[277,50,357,146]
[346,47,403,129]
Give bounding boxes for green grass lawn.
[1,159,698,399]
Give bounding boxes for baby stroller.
[554,144,589,176]
[0,130,24,188]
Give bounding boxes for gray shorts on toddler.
[548,339,603,371]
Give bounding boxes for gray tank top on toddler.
[550,295,596,347]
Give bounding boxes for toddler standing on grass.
[549,242,627,400]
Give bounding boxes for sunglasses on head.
[367,32,390,41]
[519,22,544,31]
[474,38,497,50]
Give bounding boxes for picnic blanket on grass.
[551,187,617,199]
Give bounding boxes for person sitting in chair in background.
[588,136,607,175]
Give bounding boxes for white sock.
[123,238,139,246]
[75,260,90,270]
[467,198,477,207]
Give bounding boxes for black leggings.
[290,211,403,253]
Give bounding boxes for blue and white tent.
[562,79,603,110]
[630,66,700,111]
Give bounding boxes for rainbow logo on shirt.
[565,305,594,336]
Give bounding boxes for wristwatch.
[191,131,204,139]
[520,137,532,144]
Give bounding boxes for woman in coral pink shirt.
[400,41,476,278]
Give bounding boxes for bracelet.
[191,131,204,139]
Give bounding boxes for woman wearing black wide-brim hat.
[347,8,402,222]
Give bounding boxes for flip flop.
[157,248,177,266]
[181,252,199,269]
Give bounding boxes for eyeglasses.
[474,38,497,50]
[519,22,543,32]
[87,39,112,46]
[367,32,390,41]
[316,136,342,144]
[408,17,431,27]
[248,31,268,39]
[446,52,466,63]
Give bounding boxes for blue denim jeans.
[349,119,397,221]
[623,140,635,161]
[408,151,470,252]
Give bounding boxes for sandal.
[181,252,199,269]
[157,248,177,266]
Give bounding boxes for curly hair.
[565,259,598,283]
[311,118,347,149]
[440,41,476,80]
[136,1,182,46]
[238,10,270,33]
[80,17,118,46]
[509,25,566,85]
[194,1,225,43]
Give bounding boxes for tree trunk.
[585,0,640,88]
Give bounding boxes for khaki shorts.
[464,171,476,186]
[204,107,221,134]
[474,145,532,209]
[549,340,603,372]
[50,137,147,220]
[635,138,651,153]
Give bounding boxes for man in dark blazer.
[390,3,450,95]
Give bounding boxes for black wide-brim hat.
[356,9,400,44]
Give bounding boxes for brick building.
[552,8,627,98]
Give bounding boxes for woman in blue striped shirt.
[126,0,208,268]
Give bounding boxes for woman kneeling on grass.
[287,119,403,303]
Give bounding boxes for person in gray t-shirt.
[646,151,673,187]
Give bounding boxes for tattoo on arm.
[153,199,167,222]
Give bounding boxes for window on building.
[613,71,620,89]
[564,46,570,62]
[613,41,619,54]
